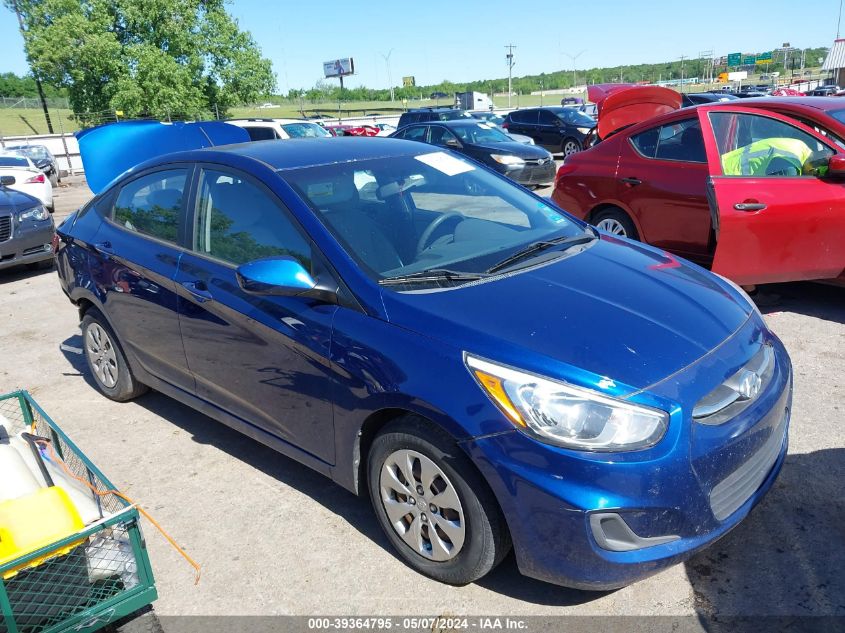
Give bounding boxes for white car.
[0,153,53,212]
[227,118,332,141]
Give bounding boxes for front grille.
[0,215,11,242]
[524,157,552,165]
[694,343,774,424]
[709,407,788,521]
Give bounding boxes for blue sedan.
[56,124,791,589]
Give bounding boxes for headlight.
[490,154,525,166]
[18,205,49,222]
[465,355,669,451]
[576,127,593,135]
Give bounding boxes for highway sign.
[755,51,773,65]
[727,52,741,66]
[743,55,756,65]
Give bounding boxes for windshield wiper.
[485,230,597,275]
[379,268,489,286]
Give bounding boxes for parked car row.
[552,85,845,287]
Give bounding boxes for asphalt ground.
[1,175,843,630]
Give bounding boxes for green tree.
[5,0,275,122]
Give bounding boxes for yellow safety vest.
[721,137,813,176]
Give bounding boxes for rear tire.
[49,171,58,187]
[81,308,148,402]
[593,207,639,240]
[367,415,511,585]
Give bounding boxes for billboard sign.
[402,76,416,87]
[323,58,354,78]
[727,52,741,66]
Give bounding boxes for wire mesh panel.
[0,391,157,633]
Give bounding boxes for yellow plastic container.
[0,487,85,579]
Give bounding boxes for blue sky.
[0,0,840,92]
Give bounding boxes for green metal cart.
[0,390,157,633]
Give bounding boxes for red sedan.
[552,87,845,285]
[324,124,379,137]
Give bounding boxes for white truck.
[454,91,493,111]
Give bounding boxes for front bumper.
[462,329,792,590]
[0,217,56,270]
[499,159,557,186]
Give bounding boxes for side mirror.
[236,257,337,303]
[445,138,461,148]
[0,175,15,186]
[826,154,845,178]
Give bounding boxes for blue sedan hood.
[381,237,752,390]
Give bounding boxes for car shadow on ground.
[760,282,845,325]
[58,335,608,607]
[685,448,845,631]
[0,263,55,284]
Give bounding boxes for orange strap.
[34,437,201,584]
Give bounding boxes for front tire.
[81,309,148,402]
[561,138,581,157]
[367,416,510,585]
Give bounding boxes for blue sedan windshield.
[281,151,584,281]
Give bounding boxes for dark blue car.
[56,124,791,590]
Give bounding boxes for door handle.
[620,177,642,186]
[181,280,213,303]
[734,202,767,211]
[93,241,114,259]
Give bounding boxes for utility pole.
[838,0,844,38]
[380,49,395,102]
[679,55,687,91]
[505,44,516,108]
[12,0,54,134]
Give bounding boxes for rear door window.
[113,169,187,244]
[654,119,706,163]
[403,126,428,142]
[244,126,278,141]
[631,127,660,157]
[538,110,559,126]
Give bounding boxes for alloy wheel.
[86,323,119,388]
[596,218,628,236]
[379,449,466,562]
[563,140,580,157]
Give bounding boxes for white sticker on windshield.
[478,123,494,129]
[307,182,334,199]
[414,151,475,176]
[539,202,566,223]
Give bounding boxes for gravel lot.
[1,175,843,628]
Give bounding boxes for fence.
[0,96,70,110]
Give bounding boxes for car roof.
[735,96,845,112]
[410,119,492,128]
[140,137,433,172]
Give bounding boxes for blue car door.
[90,167,194,391]
[173,166,338,464]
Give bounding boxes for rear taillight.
[51,233,60,253]
[555,162,577,187]
[501,121,509,129]
[25,172,45,184]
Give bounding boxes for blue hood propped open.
[76,120,250,194]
